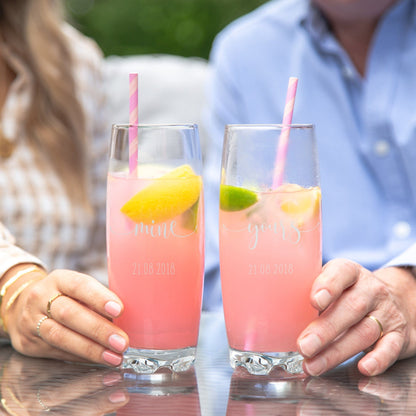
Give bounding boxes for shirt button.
[374,140,390,156]
[342,66,355,79]
[393,221,411,239]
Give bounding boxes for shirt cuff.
[0,240,46,278]
[383,243,416,269]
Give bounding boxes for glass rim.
[112,123,198,130]
[225,123,314,129]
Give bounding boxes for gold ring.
[36,315,49,338]
[47,293,64,318]
[367,314,384,340]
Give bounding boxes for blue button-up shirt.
[202,0,416,309]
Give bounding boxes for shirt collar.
[300,0,416,54]
[0,41,33,92]
[300,0,416,35]
[301,3,329,44]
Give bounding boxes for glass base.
[121,347,196,374]
[229,348,305,376]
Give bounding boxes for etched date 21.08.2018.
[132,262,176,276]
[248,263,294,276]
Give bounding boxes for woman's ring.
[36,315,49,338]
[367,315,384,340]
[47,293,64,318]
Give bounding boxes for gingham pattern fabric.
[0,25,109,285]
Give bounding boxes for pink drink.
[220,186,321,352]
[107,172,204,350]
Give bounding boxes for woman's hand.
[297,259,416,376]
[3,268,129,366]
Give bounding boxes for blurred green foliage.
[65,0,268,59]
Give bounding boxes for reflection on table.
[118,369,200,415]
[225,359,416,416]
[0,312,415,415]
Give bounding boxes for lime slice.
[220,184,258,212]
[121,164,202,224]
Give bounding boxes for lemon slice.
[279,183,321,223]
[121,164,202,224]
[181,199,200,231]
[220,184,259,212]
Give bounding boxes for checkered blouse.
[0,25,109,285]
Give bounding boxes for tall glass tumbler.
[219,124,322,375]
[107,124,205,373]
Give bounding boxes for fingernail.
[304,356,327,376]
[298,333,322,357]
[103,350,123,366]
[108,391,127,404]
[103,372,122,386]
[109,334,127,352]
[105,301,122,317]
[361,357,378,375]
[314,289,331,310]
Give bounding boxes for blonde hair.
[0,0,88,204]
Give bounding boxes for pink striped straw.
[129,73,138,176]
[272,77,298,189]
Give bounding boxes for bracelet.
[0,265,40,309]
[0,265,43,333]
[2,276,44,333]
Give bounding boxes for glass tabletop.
[0,311,415,415]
